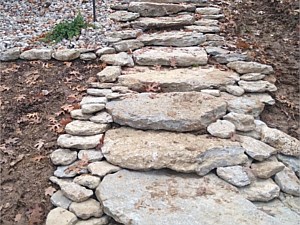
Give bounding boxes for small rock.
[226,85,245,96]
[20,48,52,60]
[239,179,280,202]
[202,14,224,20]
[196,146,248,176]
[87,89,113,97]
[75,216,110,225]
[82,104,106,114]
[90,112,113,124]
[69,198,103,219]
[54,161,88,178]
[239,135,277,161]
[74,174,101,189]
[109,11,139,22]
[277,154,300,176]
[70,109,92,120]
[196,7,221,15]
[204,46,229,56]
[261,126,300,157]
[80,52,97,61]
[227,96,264,117]
[46,207,78,225]
[52,49,80,61]
[106,93,124,100]
[240,73,266,81]
[97,66,122,83]
[65,120,109,136]
[238,80,277,92]
[200,89,220,97]
[223,112,255,132]
[78,149,103,162]
[80,96,107,105]
[251,161,285,179]
[57,134,103,149]
[0,47,21,61]
[113,40,144,52]
[111,86,132,93]
[214,53,248,64]
[105,29,142,40]
[89,82,117,89]
[61,182,93,202]
[195,19,219,26]
[217,166,251,187]
[274,167,300,196]
[227,61,274,74]
[207,120,236,139]
[206,34,224,41]
[50,190,72,209]
[88,161,121,177]
[100,52,134,67]
[96,47,116,56]
[185,25,220,33]
[50,149,77,166]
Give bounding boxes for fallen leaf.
[27,204,43,225]
[14,94,27,102]
[144,82,161,92]
[63,62,72,67]
[5,137,19,145]
[60,117,72,126]
[0,85,10,92]
[10,154,24,167]
[44,186,56,197]
[34,139,45,151]
[14,214,23,222]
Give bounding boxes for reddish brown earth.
[0,1,299,224]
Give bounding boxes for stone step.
[118,67,239,92]
[105,92,226,132]
[133,47,208,67]
[128,2,195,17]
[185,25,220,33]
[131,14,194,30]
[97,170,291,225]
[118,0,208,6]
[137,30,206,47]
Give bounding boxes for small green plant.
[42,12,88,43]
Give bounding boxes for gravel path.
[0,0,119,51]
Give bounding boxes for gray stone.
[106,93,124,100]
[196,7,221,15]
[227,61,274,74]
[96,47,116,56]
[69,198,103,219]
[195,19,219,26]
[102,127,241,173]
[207,120,236,139]
[240,73,266,81]
[88,161,121,177]
[250,93,276,105]
[100,52,134,67]
[97,66,122,83]
[78,150,103,162]
[76,217,110,225]
[196,146,248,176]
[206,34,224,41]
[131,15,194,30]
[214,53,249,64]
[239,135,277,161]
[237,119,266,140]
[277,154,300,176]
[50,148,77,166]
[202,14,225,20]
[57,134,103,149]
[70,109,92,120]
[81,104,106,114]
[223,112,255,132]
[118,67,239,92]
[205,46,229,56]
[97,170,283,225]
[121,0,208,5]
[46,207,78,225]
[138,31,206,47]
[106,92,227,132]
[185,25,220,33]
[261,126,300,157]
[279,192,300,215]
[0,47,21,61]
[20,48,52,60]
[74,174,101,189]
[251,161,285,179]
[50,190,72,209]
[89,82,117,89]
[50,176,72,187]
[200,89,220,97]
[111,86,133,93]
[90,112,113,124]
[52,49,80,61]
[80,53,97,61]
[239,179,280,202]
[80,96,107,105]
[87,89,113,97]
[61,182,94,202]
[113,40,144,52]
[109,11,139,22]
[54,161,88,178]
[238,80,277,92]
[65,120,110,136]
[227,96,264,117]
[128,2,195,17]
[274,167,300,196]
[105,29,142,40]
[225,85,245,96]
[217,166,251,187]
[133,47,207,67]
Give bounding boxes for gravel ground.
[0,0,119,51]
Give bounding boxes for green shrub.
[42,12,88,43]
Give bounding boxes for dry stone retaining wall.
[1,1,299,225]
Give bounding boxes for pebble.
[73,174,101,189]
[226,85,245,96]
[223,112,255,132]
[88,161,121,177]
[46,207,78,225]
[50,190,72,209]
[61,182,94,202]
[82,103,106,114]
[69,198,103,219]
[96,47,116,56]
[80,96,107,105]
[65,120,110,136]
[70,109,93,120]
[57,134,103,149]
[97,66,122,83]
[80,52,97,61]
[54,161,88,178]
[207,119,236,139]
[240,73,266,81]
[216,165,251,187]
[78,150,104,162]
[52,49,80,61]
[251,161,285,179]
[87,88,113,97]
[274,167,300,196]
[50,148,78,166]
[89,111,113,124]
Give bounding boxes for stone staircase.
[46,1,300,225]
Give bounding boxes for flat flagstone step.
[131,14,194,30]
[133,47,208,67]
[102,127,246,174]
[105,92,226,132]
[137,30,206,47]
[97,170,286,225]
[128,2,195,17]
[118,67,239,92]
